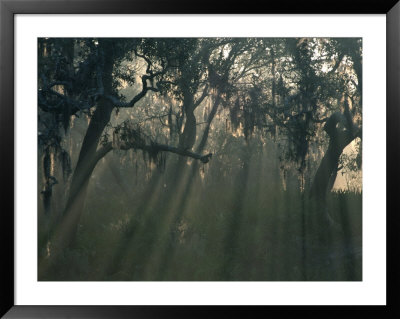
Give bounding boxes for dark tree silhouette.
[38,38,362,278]
[38,38,214,251]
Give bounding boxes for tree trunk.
[178,92,196,151]
[58,99,114,248]
[310,129,355,199]
[39,124,113,278]
[51,40,115,248]
[196,94,220,154]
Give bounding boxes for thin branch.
[104,72,163,108]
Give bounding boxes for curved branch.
[134,49,153,74]
[104,72,163,108]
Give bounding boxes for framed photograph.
[1,0,399,318]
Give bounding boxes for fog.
[38,38,362,281]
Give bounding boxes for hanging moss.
[41,147,59,216]
[43,148,51,181]
[59,149,72,182]
[62,101,71,134]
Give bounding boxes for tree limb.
[104,72,163,108]
[327,52,344,75]
[193,84,209,108]
[142,144,213,164]
[101,141,213,164]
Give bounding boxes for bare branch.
[134,49,153,74]
[104,72,163,108]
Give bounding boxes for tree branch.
[327,52,344,75]
[101,138,212,164]
[193,85,209,108]
[143,144,213,163]
[107,139,213,164]
[104,72,163,108]
[38,89,93,114]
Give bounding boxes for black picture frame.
[1,0,399,318]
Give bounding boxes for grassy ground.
[38,164,362,281]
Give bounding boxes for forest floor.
[38,170,362,281]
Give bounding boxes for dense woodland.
[38,38,362,281]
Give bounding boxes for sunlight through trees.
[38,38,362,281]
